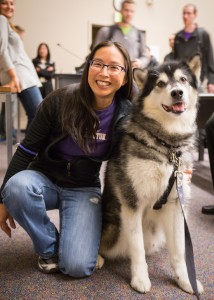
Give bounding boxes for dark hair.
[60,40,133,153]
[36,43,51,61]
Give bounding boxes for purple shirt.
[184,32,192,41]
[55,99,116,160]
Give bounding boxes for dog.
[97,55,204,295]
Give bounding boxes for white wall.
[13,0,214,73]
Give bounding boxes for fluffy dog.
[97,56,204,296]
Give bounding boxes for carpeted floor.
[0,144,213,300]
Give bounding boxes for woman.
[32,43,55,98]
[0,0,42,134]
[0,41,133,277]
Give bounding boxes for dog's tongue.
[171,102,186,112]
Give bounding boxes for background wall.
[13,0,214,74]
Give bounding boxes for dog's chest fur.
[109,115,192,210]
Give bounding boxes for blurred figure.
[201,114,214,215]
[0,0,42,140]
[32,43,55,98]
[145,46,159,68]
[164,33,175,62]
[174,3,214,93]
[93,0,151,69]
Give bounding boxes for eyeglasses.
[89,60,126,75]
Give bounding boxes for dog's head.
[133,54,201,134]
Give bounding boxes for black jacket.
[174,27,214,84]
[32,58,55,97]
[0,84,132,202]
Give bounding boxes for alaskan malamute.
[97,56,204,296]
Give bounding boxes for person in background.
[201,114,214,215]
[93,0,151,69]
[0,23,25,142]
[164,33,175,62]
[32,43,55,98]
[0,41,134,277]
[0,0,42,136]
[145,46,159,68]
[174,3,214,93]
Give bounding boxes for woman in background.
[0,0,42,134]
[33,43,55,98]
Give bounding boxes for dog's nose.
[171,89,183,99]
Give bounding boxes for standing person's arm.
[6,68,21,92]
[0,15,21,92]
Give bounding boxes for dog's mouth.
[162,102,186,114]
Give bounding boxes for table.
[0,86,20,165]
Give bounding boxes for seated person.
[202,113,214,215]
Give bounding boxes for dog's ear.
[187,53,202,86]
[133,68,148,91]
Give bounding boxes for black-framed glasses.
[89,60,126,75]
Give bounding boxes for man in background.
[93,0,151,69]
[164,33,175,62]
[174,3,214,93]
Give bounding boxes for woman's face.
[39,44,48,59]
[0,0,14,19]
[88,45,127,109]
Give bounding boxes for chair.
[54,73,82,89]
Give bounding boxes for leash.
[154,149,200,299]
[175,170,200,300]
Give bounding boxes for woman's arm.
[5,68,21,92]
[0,16,21,91]
[0,90,61,201]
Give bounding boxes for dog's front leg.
[162,201,204,294]
[122,206,151,293]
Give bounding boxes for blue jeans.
[18,86,43,131]
[2,170,102,278]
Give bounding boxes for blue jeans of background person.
[2,170,102,278]
[18,86,43,131]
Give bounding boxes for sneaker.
[38,256,59,274]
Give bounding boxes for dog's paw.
[96,254,105,270]
[177,278,204,295]
[131,276,151,293]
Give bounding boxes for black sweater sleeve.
[0,89,62,203]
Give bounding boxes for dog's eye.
[157,81,166,88]
[180,77,187,83]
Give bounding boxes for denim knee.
[59,254,96,278]
[2,175,26,207]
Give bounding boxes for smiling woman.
[0,40,134,278]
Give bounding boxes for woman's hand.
[184,169,192,184]
[46,66,54,71]
[207,84,214,93]
[6,68,21,93]
[0,203,16,237]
